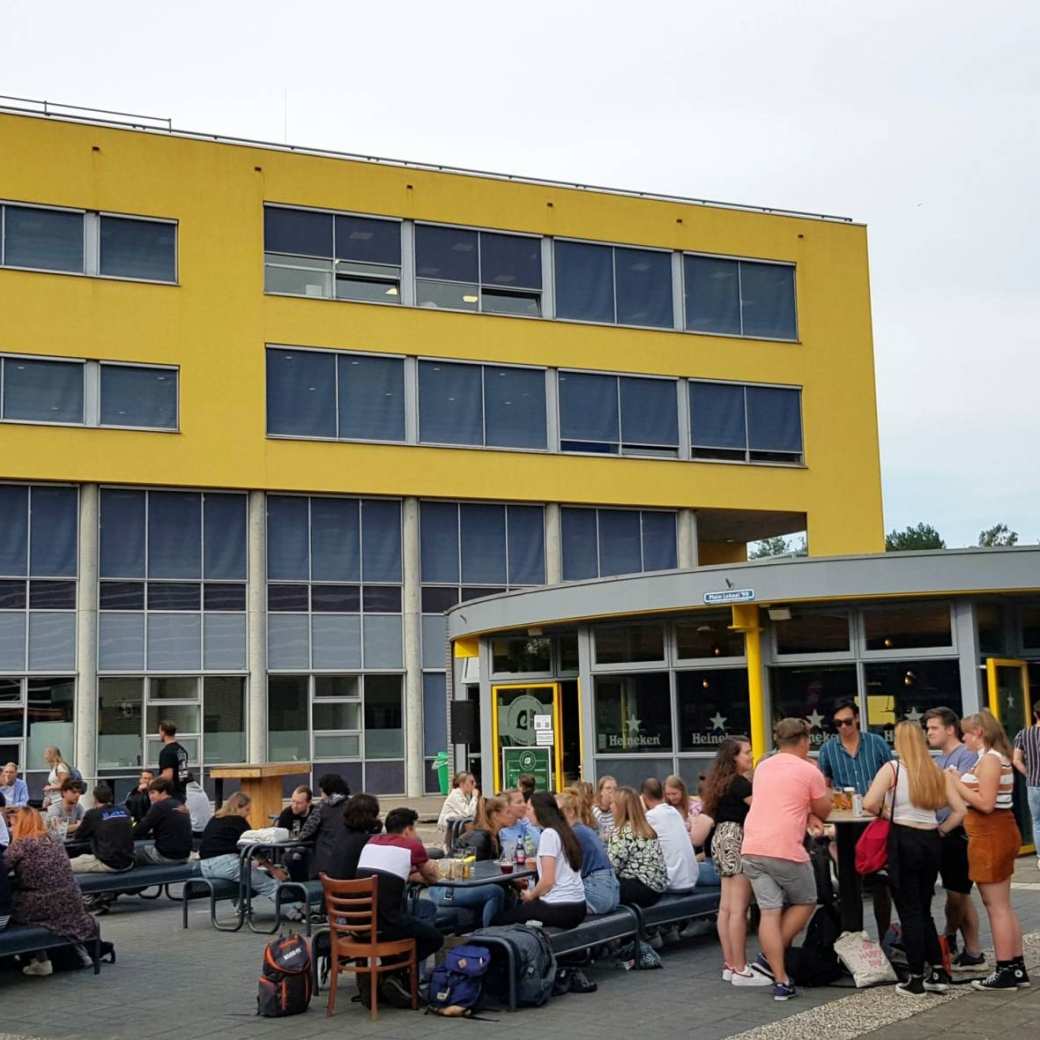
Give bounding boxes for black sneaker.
[896,975,926,997]
[924,968,951,993]
[972,966,1020,991]
[381,973,415,1009]
[1011,962,1031,988]
[951,950,987,972]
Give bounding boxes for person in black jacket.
[324,793,382,880]
[124,770,155,824]
[301,773,351,879]
[69,785,134,873]
[275,786,314,881]
[132,778,192,864]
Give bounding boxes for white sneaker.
[722,966,733,982]
[732,966,773,987]
[23,959,53,977]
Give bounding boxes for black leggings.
[497,899,587,929]
[618,877,662,908]
[888,824,942,976]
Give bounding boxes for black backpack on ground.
[786,902,846,987]
[469,924,557,1008]
[257,933,312,1017]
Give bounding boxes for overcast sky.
[4,1,1038,547]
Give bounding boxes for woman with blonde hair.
[864,721,965,996]
[437,771,477,845]
[3,807,98,975]
[606,786,668,907]
[559,787,620,914]
[947,709,1028,990]
[41,747,73,809]
[592,775,617,837]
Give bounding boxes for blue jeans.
[428,883,505,928]
[583,868,620,915]
[698,859,721,887]
[200,853,278,902]
[1027,786,1040,848]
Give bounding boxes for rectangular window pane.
[775,609,850,655]
[268,584,311,611]
[100,581,145,610]
[420,502,458,583]
[100,489,145,578]
[312,614,362,670]
[335,268,401,304]
[0,614,26,670]
[30,486,77,577]
[421,614,447,669]
[99,365,177,429]
[421,586,458,613]
[147,582,201,610]
[267,675,310,762]
[594,672,671,752]
[480,232,541,290]
[423,673,447,757]
[684,255,741,334]
[264,207,333,257]
[148,491,202,579]
[314,734,361,759]
[334,214,400,265]
[203,583,246,611]
[310,497,360,582]
[146,613,202,671]
[641,511,677,571]
[2,358,83,424]
[558,371,619,451]
[418,361,482,445]
[0,579,26,609]
[315,676,359,698]
[561,508,598,580]
[689,382,746,451]
[98,611,144,670]
[28,612,75,671]
[98,678,143,768]
[337,354,405,442]
[481,289,540,316]
[264,256,332,297]
[739,262,796,340]
[204,677,245,764]
[267,496,309,580]
[363,585,402,612]
[675,614,744,658]
[203,494,247,580]
[362,500,402,583]
[555,241,614,323]
[597,509,642,577]
[149,676,199,700]
[460,504,507,585]
[747,387,802,456]
[363,614,403,669]
[26,677,74,768]
[99,217,176,282]
[615,247,673,328]
[0,485,28,576]
[29,580,76,609]
[267,614,310,670]
[313,701,361,732]
[492,636,552,673]
[416,279,478,311]
[864,660,962,742]
[770,664,858,749]
[863,603,952,651]
[310,584,360,612]
[4,206,83,272]
[415,225,478,282]
[483,366,546,449]
[507,505,545,586]
[365,675,403,758]
[677,670,751,751]
[266,348,336,438]
[620,377,678,452]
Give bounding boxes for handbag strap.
[884,760,900,818]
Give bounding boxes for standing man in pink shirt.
[741,718,833,1000]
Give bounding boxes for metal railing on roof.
[0,94,855,224]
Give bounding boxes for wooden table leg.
[835,823,865,932]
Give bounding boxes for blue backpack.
[426,944,491,1016]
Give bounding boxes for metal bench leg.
[92,936,101,975]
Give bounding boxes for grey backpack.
[470,924,557,1008]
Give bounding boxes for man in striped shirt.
[1013,703,1040,870]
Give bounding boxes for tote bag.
[854,762,898,876]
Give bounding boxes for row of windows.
[562,508,677,581]
[263,206,798,340]
[0,203,176,283]
[0,355,178,430]
[267,348,804,463]
[0,485,78,578]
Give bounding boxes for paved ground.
[0,858,1037,1040]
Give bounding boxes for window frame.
[560,505,678,581]
[97,360,180,432]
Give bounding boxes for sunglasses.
[833,718,857,728]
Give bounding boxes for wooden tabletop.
[828,808,876,824]
[209,762,308,779]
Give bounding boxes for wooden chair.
[319,873,418,1020]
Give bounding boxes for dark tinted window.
[203,583,246,611]
[620,377,678,452]
[747,387,802,455]
[460,504,507,586]
[264,207,333,256]
[690,382,746,451]
[483,366,546,449]
[268,584,310,611]
[29,486,77,577]
[147,582,201,610]
[203,495,247,580]
[597,510,643,577]
[684,255,740,335]
[29,580,76,609]
[615,247,672,328]
[338,354,405,442]
[148,492,201,579]
[100,489,146,578]
[100,581,145,610]
[363,585,402,612]
[0,485,29,575]
[99,365,177,429]
[554,241,613,323]
[99,217,176,281]
[418,361,482,445]
[361,500,402,583]
[480,232,541,289]
[266,496,309,580]
[507,506,545,585]
[415,225,478,282]
[334,215,400,265]
[4,206,83,272]
[641,511,677,571]
[266,349,336,438]
[559,371,618,451]
[561,508,598,580]
[739,262,797,339]
[310,497,360,582]
[310,584,361,612]
[420,502,459,584]
[2,358,83,424]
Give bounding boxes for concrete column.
[247,491,268,763]
[402,497,424,797]
[954,600,983,715]
[545,503,563,584]
[677,509,698,569]
[75,484,98,787]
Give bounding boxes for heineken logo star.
[625,715,643,734]
[806,710,825,730]
[709,712,727,732]
[903,706,923,723]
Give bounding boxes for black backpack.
[257,933,313,1017]
[470,924,557,1008]
[786,902,846,987]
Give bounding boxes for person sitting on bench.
[125,770,154,824]
[46,778,86,834]
[133,778,192,865]
[69,785,134,874]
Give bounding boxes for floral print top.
[607,824,668,892]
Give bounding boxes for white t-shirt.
[537,827,585,905]
[646,803,698,891]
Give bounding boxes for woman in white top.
[497,791,586,929]
[947,709,1028,990]
[591,775,617,838]
[437,772,477,846]
[864,722,965,996]
[41,747,72,809]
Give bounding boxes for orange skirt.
[964,809,1021,884]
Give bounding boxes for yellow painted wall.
[0,113,885,556]
[698,542,750,566]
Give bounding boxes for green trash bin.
[434,751,451,795]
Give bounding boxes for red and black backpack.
[257,933,312,1017]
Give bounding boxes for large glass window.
[416,225,541,315]
[774,609,851,655]
[595,624,665,664]
[769,664,858,750]
[594,673,672,754]
[863,659,962,741]
[268,675,310,762]
[418,360,547,449]
[561,507,676,580]
[99,364,177,429]
[555,241,672,329]
[862,603,952,651]
[203,676,245,764]
[675,614,745,659]
[491,636,552,674]
[99,216,176,282]
[1,357,84,424]
[3,205,83,272]
[684,254,796,340]
[364,675,404,759]
[689,381,803,463]
[264,207,401,304]
[677,669,751,751]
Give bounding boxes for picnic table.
[828,808,874,931]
